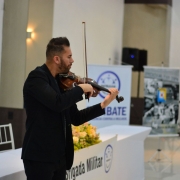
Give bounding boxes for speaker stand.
[137,71,140,97]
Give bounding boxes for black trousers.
[23,158,66,180]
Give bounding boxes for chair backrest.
[0,123,15,151]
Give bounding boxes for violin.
[58,22,124,103]
[58,71,124,103]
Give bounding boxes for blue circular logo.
[97,71,121,99]
[104,144,113,173]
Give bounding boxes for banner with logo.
[87,64,132,127]
[143,66,180,134]
[66,135,117,180]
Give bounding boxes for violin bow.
[82,22,89,101]
[82,22,88,80]
[82,22,124,103]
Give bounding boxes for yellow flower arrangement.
[72,122,101,151]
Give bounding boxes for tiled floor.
[144,136,180,180]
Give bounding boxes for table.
[0,149,25,180]
[97,125,151,180]
[0,125,151,180]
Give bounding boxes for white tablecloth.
[0,125,151,180]
[97,125,151,180]
[0,149,25,180]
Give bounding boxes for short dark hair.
[46,37,70,59]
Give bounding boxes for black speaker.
[122,47,147,71]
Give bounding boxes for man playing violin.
[21,37,119,180]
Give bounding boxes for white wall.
[0,0,29,108]
[123,4,168,67]
[123,4,169,98]
[0,0,4,83]
[53,0,124,109]
[26,0,54,77]
[0,0,54,108]
[53,0,124,73]
[169,0,180,68]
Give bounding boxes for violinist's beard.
[58,57,70,74]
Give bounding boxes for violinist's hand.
[78,84,93,97]
[100,88,119,109]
